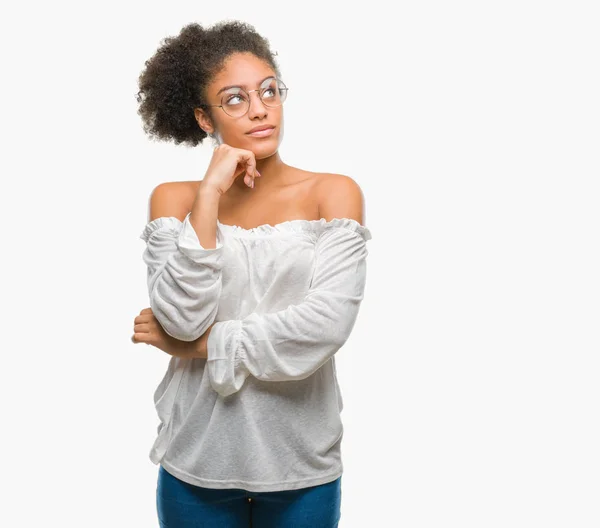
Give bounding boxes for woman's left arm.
[203,176,371,397]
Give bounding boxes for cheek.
[218,126,244,146]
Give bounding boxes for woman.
[132,20,372,528]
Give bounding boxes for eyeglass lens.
[220,77,288,117]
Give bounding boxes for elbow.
[149,299,217,342]
[156,317,202,342]
[163,325,202,342]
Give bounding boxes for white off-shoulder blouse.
[139,211,372,492]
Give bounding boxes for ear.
[194,107,214,134]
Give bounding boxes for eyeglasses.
[205,76,289,118]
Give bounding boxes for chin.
[247,136,281,156]
[252,144,279,159]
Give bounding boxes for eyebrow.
[216,75,276,95]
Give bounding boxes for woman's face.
[195,52,285,158]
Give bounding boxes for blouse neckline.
[216,217,372,240]
[140,215,372,242]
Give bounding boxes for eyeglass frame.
[201,76,289,117]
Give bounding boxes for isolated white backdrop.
[2,1,599,527]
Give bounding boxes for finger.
[132,332,157,346]
[233,162,247,179]
[132,332,149,344]
[140,307,152,314]
[235,148,256,178]
[134,313,155,325]
[246,164,258,184]
[134,322,150,333]
[236,148,256,167]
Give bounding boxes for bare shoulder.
[148,180,197,222]
[315,173,366,225]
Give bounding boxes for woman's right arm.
[141,144,260,342]
[140,182,224,342]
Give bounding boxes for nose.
[247,90,268,119]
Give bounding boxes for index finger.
[235,148,257,178]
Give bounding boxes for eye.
[261,88,276,100]
[225,94,245,106]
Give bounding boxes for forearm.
[157,334,205,360]
[206,293,362,395]
[189,183,221,249]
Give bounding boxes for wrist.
[198,181,223,199]
[171,340,195,360]
[186,339,206,359]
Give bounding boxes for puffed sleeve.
[140,212,224,341]
[206,219,371,397]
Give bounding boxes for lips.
[247,125,275,134]
[246,125,276,138]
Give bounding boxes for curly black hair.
[136,20,281,147]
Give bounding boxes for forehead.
[209,53,276,93]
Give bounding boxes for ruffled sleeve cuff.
[176,212,224,264]
[139,216,183,243]
[319,217,372,242]
[206,319,248,397]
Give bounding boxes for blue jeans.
[156,465,342,527]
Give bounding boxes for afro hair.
[136,20,281,147]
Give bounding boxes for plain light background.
[2,1,599,526]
